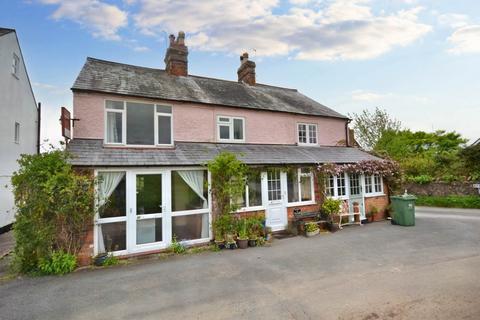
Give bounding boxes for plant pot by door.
[237,239,248,249]
[306,229,319,237]
[248,239,257,247]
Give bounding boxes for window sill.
[103,143,175,149]
[217,140,245,144]
[364,193,385,198]
[287,200,316,207]
[297,143,318,147]
[236,206,264,213]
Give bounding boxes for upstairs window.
[217,116,244,142]
[14,122,20,143]
[12,53,19,77]
[105,100,173,146]
[298,123,317,145]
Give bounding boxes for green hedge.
[415,195,480,209]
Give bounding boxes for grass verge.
[415,195,480,209]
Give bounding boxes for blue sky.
[2,0,479,145]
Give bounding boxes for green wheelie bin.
[390,194,416,226]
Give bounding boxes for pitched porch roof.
[67,139,380,167]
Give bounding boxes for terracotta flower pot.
[237,238,248,249]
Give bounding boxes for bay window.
[217,116,245,142]
[298,123,317,145]
[287,168,314,204]
[104,100,173,146]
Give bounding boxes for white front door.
[264,169,288,231]
[131,172,168,252]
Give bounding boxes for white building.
[0,28,39,229]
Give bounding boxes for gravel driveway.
[1,207,479,320]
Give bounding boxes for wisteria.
[317,160,401,178]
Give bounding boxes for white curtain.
[107,112,119,143]
[97,172,125,253]
[177,170,209,239]
[177,170,208,209]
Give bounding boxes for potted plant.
[236,218,249,249]
[265,226,273,241]
[369,206,378,222]
[248,231,257,247]
[225,233,237,249]
[213,217,225,249]
[322,197,342,232]
[305,222,319,237]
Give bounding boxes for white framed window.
[364,174,384,195]
[337,174,346,196]
[236,174,263,210]
[12,53,19,77]
[349,173,361,196]
[14,122,20,144]
[217,116,245,142]
[297,123,317,145]
[104,100,173,146]
[287,168,314,205]
[325,175,335,197]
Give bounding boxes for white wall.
[0,31,38,227]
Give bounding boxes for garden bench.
[292,209,329,235]
[338,200,362,229]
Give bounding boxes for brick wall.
[365,195,389,221]
[403,182,479,196]
[77,225,94,266]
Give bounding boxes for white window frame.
[155,104,174,147]
[14,122,20,144]
[104,99,174,147]
[216,115,245,143]
[287,168,315,207]
[237,175,264,212]
[12,53,19,78]
[297,123,318,146]
[323,173,348,200]
[363,174,384,197]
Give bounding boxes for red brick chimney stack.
[237,52,256,85]
[164,31,188,76]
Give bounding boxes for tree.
[11,150,95,273]
[349,107,401,150]
[460,143,480,180]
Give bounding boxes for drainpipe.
[37,102,41,154]
[345,119,352,147]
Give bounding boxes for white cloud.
[133,46,149,52]
[447,25,480,54]
[351,90,387,101]
[438,13,469,28]
[39,0,128,40]
[132,0,431,60]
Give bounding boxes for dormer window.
[298,123,317,145]
[217,116,245,142]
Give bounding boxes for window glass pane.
[136,218,162,245]
[300,175,312,201]
[99,221,126,252]
[309,125,317,144]
[298,124,307,143]
[106,100,124,110]
[248,175,262,207]
[106,112,123,143]
[374,175,382,193]
[350,173,361,195]
[99,174,126,218]
[172,213,209,241]
[126,102,154,145]
[219,125,230,140]
[325,175,335,197]
[219,117,230,122]
[337,174,346,196]
[136,174,162,215]
[233,118,243,140]
[267,170,282,201]
[157,115,172,144]
[172,171,208,212]
[287,171,299,203]
[365,175,373,193]
[156,105,172,113]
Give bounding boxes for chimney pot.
[164,31,188,76]
[237,51,256,85]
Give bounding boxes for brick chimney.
[164,31,188,76]
[237,52,256,85]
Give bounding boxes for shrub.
[415,195,480,209]
[102,255,119,266]
[305,222,319,232]
[407,174,433,185]
[11,150,95,274]
[38,251,77,275]
[322,197,342,215]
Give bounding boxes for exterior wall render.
[73,92,347,146]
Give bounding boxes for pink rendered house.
[68,32,388,263]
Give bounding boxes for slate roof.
[72,58,348,119]
[0,28,15,37]
[67,139,380,167]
